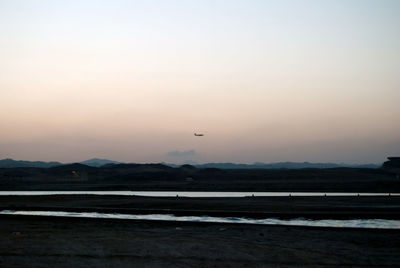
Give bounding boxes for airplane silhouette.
[194,133,204,136]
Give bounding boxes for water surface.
[0,191,398,197]
[1,210,399,229]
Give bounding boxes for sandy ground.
[1,215,400,267]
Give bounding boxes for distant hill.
[0,158,62,168]
[193,162,380,169]
[0,158,379,169]
[0,158,122,168]
[79,158,122,167]
[161,162,379,169]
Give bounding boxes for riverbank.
[1,194,400,219]
[1,214,399,267]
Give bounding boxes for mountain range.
[0,158,63,168]
[0,158,380,169]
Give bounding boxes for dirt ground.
[1,215,400,267]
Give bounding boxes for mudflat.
[1,215,400,267]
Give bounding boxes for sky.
[0,0,399,164]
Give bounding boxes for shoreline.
[1,195,400,220]
[2,205,400,220]
[1,213,400,230]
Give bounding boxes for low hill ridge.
[0,158,380,169]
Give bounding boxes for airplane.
[194,133,204,136]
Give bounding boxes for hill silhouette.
[0,158,62,168]
[80,158,122,167]
[0,158,380,169]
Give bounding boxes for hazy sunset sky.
[1,0,399,164]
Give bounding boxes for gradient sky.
[1,0,399,164]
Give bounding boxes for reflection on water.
[1,210,400,229]
[0,191,398,197]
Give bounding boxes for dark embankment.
[0,163,399,192]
